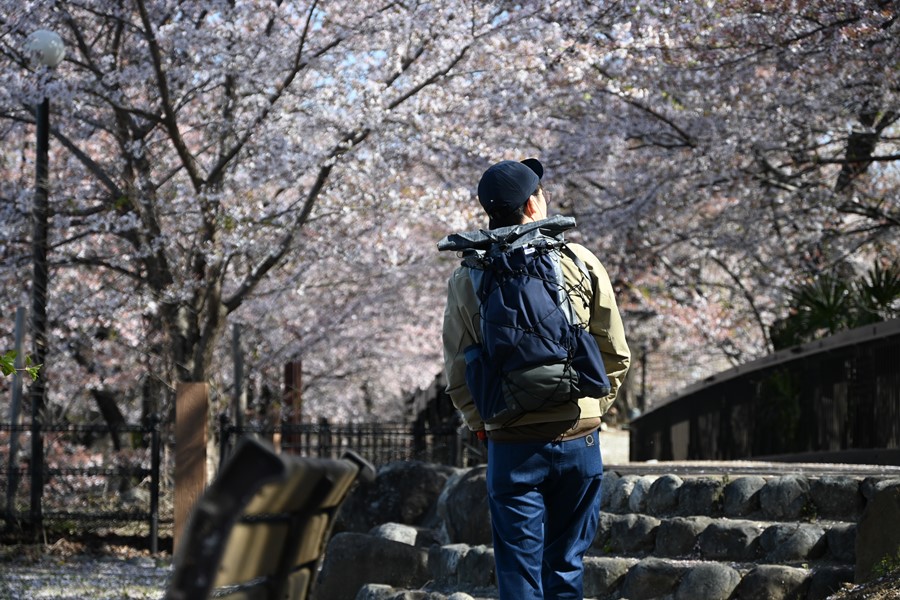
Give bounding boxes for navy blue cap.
[477,158,543,217]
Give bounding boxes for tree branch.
[134,0,204,191]
[222,33,470,313]
[591,65,696,149]
[207,1,341,187]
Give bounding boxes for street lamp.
[24,28,65,532]
[26,30,66,69]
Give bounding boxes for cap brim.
[520,158,543,180]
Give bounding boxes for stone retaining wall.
[313,461,900,600]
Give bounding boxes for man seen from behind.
[441,158,631,599]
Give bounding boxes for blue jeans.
[486,432,603,600]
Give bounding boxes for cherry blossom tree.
[0,0,896,422]
[529,1,899,399]
[0,1,581,422]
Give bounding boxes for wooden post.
[232,324,246,430]
[282,360,302,450]
[639,345,648,413]
[174,382,208,552]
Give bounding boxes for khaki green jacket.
[442,241,631,433]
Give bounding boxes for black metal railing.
[2,412,478,553]
[630,319,900,463]
[0,417,164,553]
[218,416,474,468]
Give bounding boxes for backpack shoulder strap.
[560,243,593,289]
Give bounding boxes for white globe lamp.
[26,29,66,68]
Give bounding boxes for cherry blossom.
[0,1,895,424]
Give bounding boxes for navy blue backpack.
[439,216,611,426]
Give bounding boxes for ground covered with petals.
[0,539,171,600]
[828,574,900,600]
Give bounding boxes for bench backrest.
[165,436,374,600]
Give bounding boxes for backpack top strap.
[437,215,576,252]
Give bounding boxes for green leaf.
[772,260,900,350]
[0,350,41,380]
[1,350,18,377]
[25,364,42,381]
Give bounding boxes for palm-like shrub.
[771,261,900,350]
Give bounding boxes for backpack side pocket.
[464,344,507,425]
[571,328,612,398]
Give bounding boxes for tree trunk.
[91,388,126,451]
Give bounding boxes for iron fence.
[630,319,900,463]
[1,414,476,553]
[0,417,164,552]
[218,416,480,468]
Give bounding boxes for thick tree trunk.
[164,294,229,386]
[91,388,126,451]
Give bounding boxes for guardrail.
[629,319,900,463]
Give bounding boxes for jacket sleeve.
[568,244,631,414]
[441,268,485,432]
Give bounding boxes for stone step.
[364,549,855,600]
[600,470,900,523]
[321,461,900,600]
[596,512,856,565]
[583,556,853,600]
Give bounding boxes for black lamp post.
[24,28,65,532]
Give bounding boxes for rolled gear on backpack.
[438,216,611,427]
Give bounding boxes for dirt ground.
[827,573,900,599]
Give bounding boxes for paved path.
[599,427,900,478]
[610,460,900,477]
[599,426,630,465]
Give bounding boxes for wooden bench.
[165,436,375,600]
